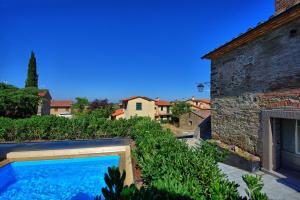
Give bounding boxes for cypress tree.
[25,51,38,88]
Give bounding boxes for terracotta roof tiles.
[112,109,124,117]
[51,100,73,107]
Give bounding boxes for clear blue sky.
[0,0,274,102]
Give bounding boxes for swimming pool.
[0,155,120,200]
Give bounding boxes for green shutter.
[136,103,142,110]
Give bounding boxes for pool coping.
[0,144,134,186]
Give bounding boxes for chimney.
[275,0,300,14]
[191,96,195,100]
[156,97,159,101]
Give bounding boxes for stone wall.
[179,112,203,130]
[211,18,300,156]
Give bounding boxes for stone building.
[179,110,210,130]
[203,0,300,174]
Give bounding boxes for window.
[167,107,170,113]
[189,120,193,126]
[160,107,163,111]
[54,108,58,112]
[65,108,69,112]
[290,29,297,38]
[136,103,142,110]
[296,120,300,154]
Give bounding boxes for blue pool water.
[0,155,120,200]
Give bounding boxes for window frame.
[296,120,300,154]
[136,102,142,111]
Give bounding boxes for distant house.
[179,110,210,130]
[185,97,211,110]
[37,90,52,115]
[111,108,124,120]
[202,0,300,174]
[154,98,172,122]
[111,96,172,121]
[50,100,73,118]
[121,96,156,119]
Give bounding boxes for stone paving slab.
[219,163,300,200]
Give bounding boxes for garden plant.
[0,114,268,199]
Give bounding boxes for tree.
[0,83,39,118]
[72,97,89,112]
[171,101,191,117]
[89,98,113,110]
[25,51,38,88]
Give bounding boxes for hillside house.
[111,109,124,120]
[50,100,73,118]
[179,110,210,130]
[203,0,300,174]
[154,98,172,122]
[185,97,211,110]
[111,96,172,121]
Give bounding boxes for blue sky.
[0,0,274,102]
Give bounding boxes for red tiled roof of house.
[112,109,124,117]
[198,99,211,104]
[51,100,72,107]
[38,90,52,99]
[38,91,47,97]
[188,99,211,104]
[122,96,154,102]
[155,100,171,106]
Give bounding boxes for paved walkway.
[219,163,300,200]
[183,138,300,199]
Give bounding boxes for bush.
[0,83,39,118]
[130,119,241,199]
[0,115,140,142]
[242,175,268,200]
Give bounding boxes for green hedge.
[0,115,138,142]
[130,119,242,199]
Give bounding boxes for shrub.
[0,83,39,118]
[0,115,138,142]
[242,175,268,200]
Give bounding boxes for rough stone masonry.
[210,18,300,158]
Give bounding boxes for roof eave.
[202,3,300,60]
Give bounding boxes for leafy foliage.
[0,115,139,141]
[242,175,268,200]
[72,97,89,112]
[171,101,191,117]
[0,83,39,118]
[101,166,127,200]
[25,51,38,88]
[89,99,113,110]
[0,115,268,200]
[97,157,267,200]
